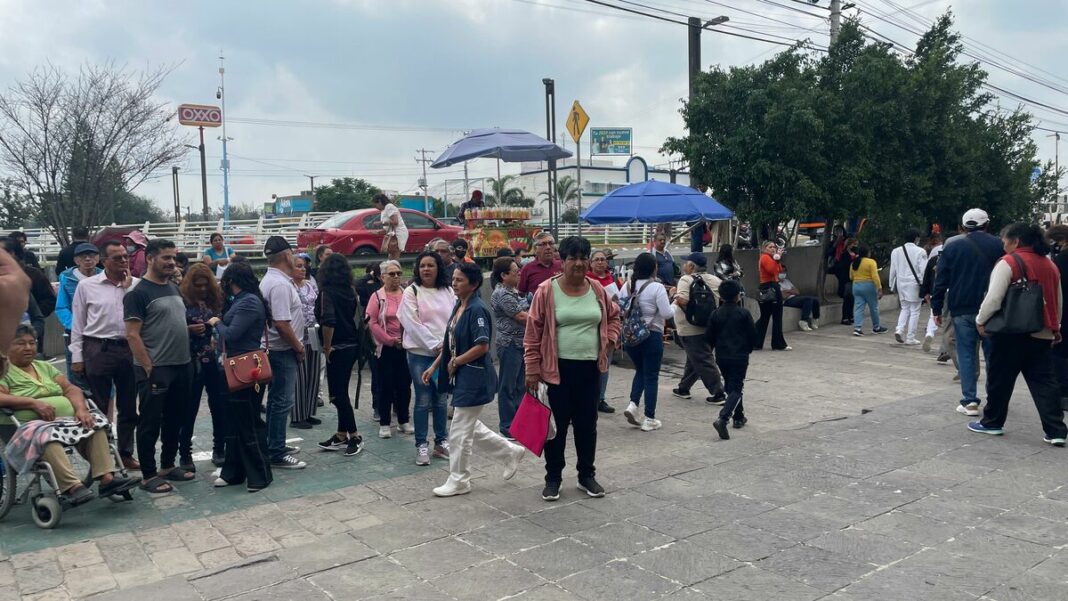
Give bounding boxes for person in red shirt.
[518,232,562,295]
[755,241,790,351]
[586,248,619,414]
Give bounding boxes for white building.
[515,156,690,219]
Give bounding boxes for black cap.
[263,236,292,257]
[451,238,469,250]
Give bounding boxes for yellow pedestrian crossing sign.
[567,100,589,144]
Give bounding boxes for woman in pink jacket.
[524,236,620,503]
[367,260,413,440]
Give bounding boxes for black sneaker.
[542,481,561,501]
[211,451,225,467]
[290,420,313,430]
[271,454,307,469]
[706,394,726,405]
[344,436,364,457]
[577,477,605,498]
[306,416,322,425]
[713,419,730,440]
[872,326,889,334]
[597,401,616,413]
[936,352,951,363]
[671,388,691,400]
[733,416,748,429]
[318,435,347,451]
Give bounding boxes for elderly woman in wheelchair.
[0,325,135,511]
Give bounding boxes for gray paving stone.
[691,564,823,601]
[938,529,1054,570]
[404,497,512,534]
[83,576,203,601]
[526,502,611,534]
[350,517,449,554]
[307,556,418,599]
[986,572,1066,601]
[459,518,559,555]
[680,492,778,522]
[505,584,584,601]
[898,494,1007,525]
[1027,551,1068,584]
[807,528,919,566]
[686,523,799,562]
[15,562,64,595]
[628,505,718,538]
[557,559,678,600]
[226,578,332,601]
[512,538,612,582]
[432,558,546,600]
[579,489,672,519]
[738,507,844,542]
[389,537,493,580]
[631,477,709,501]
[0,563,11,587]
[62,565,117,598]
[275,533,377,576]
[361,580,456,601]
[573,521,675,558]
[756,544,874,592]
[892,549,1028,597]
[188,558,298,601]
[983,512,1068,547]
[840,568,980,601]
[629,540,742,586]
[785,493,892,526]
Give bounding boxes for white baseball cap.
[962,208,989,229]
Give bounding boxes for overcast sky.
[1,0,1066,216]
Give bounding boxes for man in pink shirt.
[518,232,562,295]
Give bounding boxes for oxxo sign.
[177,104,223,128]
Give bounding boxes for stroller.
[0,397,134,529]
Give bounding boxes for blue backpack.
[620,281,654,347]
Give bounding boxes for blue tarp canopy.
[580,180,734,224]
[430,128,572,168]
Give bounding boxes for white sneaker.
[905,339,921,346]
[922,335,933,352]
[623,402,641,427]
[956,403,980,417]
[378,426,392,438]
[503,446,524,480]
[433,481,472,497]
[640,417,662,432]
[415,444,431,466]
[399,422,415,435]
[810,319,819,329]
[798,320,812,332]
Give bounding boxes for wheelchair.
[0,398,134,529]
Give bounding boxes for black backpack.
[684,274,718,327]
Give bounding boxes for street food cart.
[460,207,542,257]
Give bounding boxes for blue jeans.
[266,349,298,461]
[599,369,610,402]
[852,281,881,330]
[496,345,525,437]
[624,332,664,418]
[407,353,448,447]
[952,313,991,406]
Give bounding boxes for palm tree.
[486,175,530,206]
[539,175,581,209]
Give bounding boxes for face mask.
[127,245,138,254]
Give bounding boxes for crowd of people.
[1,204,1066,514]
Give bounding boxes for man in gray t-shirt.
[124,239,192,489]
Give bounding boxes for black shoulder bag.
[984,253,1045,335]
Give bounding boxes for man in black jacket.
[56,226,91,273]
[706,279,759,440]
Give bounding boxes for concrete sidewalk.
[4,308,1066,601]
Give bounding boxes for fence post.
[603,226,608,246]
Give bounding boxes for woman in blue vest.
[423,263,525,497]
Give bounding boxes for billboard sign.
[590,127,632,155]
[177,104,223,128]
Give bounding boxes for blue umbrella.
[431,128,572,168]
[580,180,734,224]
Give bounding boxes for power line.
[227,117,467,133]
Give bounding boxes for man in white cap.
[930,209,1004,417]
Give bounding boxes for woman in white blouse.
[617,252,675,432]
[374,194,408,261]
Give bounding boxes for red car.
[297,208,463,256]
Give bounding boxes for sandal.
[62,485,97,506]
[98,476,137,498]
[139,476,173,494]
[161,468,195,482]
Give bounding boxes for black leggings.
[375,345,411,426]
[327,346,359,434]
[220,385,272,490]
[184,358,227,458]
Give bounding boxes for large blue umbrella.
[580,180,734,224]
[431,128,572,168]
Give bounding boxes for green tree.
[313,177,381,212]
[486,175,531,206]
[539,175,580,210]
[112,192,166,224]
[0,179,37,229]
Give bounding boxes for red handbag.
[511,391,553,457]
[221,326,273,392]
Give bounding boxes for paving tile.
[686,523,799,562]
[225,528,282,557]
[985,571,1064,601]
[558,560,678,600]
[840,566,980,601]
[738,507,843,542]
[150,548,202,577]
[308,556,418,599]
[54,542,105,571]
[512,538,612,582]
[404,498,512,534]
[629,540,741,586]
[188,558,298,600]
[893,549,1029,598]
[573,521,675,558]
[459,518,559,555]
[275,533,377,576]
[361,580,456,601]
[61,565,117,598]
[350,517,449,554]
[1027,551,1068,584]
[0,563,11,587]
[197,547,243,569]
[628,505,718,538]
[389,537,493,580]
[82,576,203,601]
[854,509,966,546]
[505,584,584,601]
[756,544,873,593]
[432,558,545,600]
[690,564,822,601]
[227,577,332,601]
[807,528,920,566]
[525,502,611,535]
[15,562,64,595]
[937,529,1054,570]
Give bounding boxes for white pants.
[896,298,922,341]
[925,311,938,338]
[445,405,523,487]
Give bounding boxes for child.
[705,280,759,440]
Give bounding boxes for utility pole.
[688,16,729,104]
[172,166,181,223]
[218,52,232,225]
[463,161,469,204]
[543,78,557,234]
[198,127,209,219]
[830,0,843,43]
[416,149,433,214]
[305,175,316,197]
